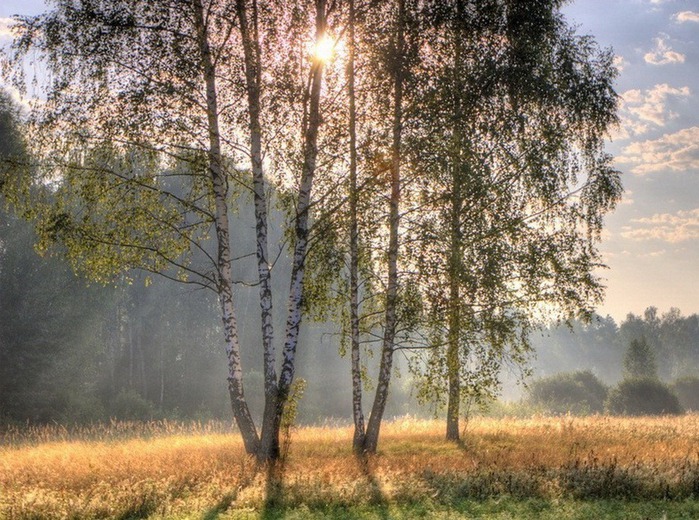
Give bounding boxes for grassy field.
[2,415,699,519]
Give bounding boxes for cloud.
[616,126,699,174]
[0,17,16,39]
[603,250,632,259]
[644,34,685,65]
[675,11,699,23]
[614,84,691,139]
[613,55,629,73]
[621,209,699,243]
[625,84,690,126]
[619,190,634,205]
[640,250,667,258]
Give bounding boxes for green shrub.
[527,371,608,415]
[60,391,107,424]
[671,377,699,412]
[110,389,155,421]
[605,378,682,416]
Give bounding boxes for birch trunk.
[260,0,327,462]
[347,0,365,453]
[445,174,462,441]
[235,0,278,462]
[445,0,465,442]
[193,0,259,455]
[363,0,405,454]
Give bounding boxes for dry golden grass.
[2,415,699,518]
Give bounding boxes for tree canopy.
[3,0,621,455]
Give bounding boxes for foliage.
[0,90,27,209]
[407,0,621,436]
[527,371,608,415]
[2,0,622,454]
[620,307,699,380]
[605,378,682,416]
[671,376,699,412]
[530,315,622,383]
[0,209,113,423]
[279,378,307,467]
[3,0,353,459]
[110,389,156,422]
[0,203,235,425]
[623,337,657,379]
[531,309,699,389]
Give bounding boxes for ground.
[1,415,698,518]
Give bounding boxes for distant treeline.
[530,308,699,386]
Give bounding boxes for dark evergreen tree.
[623,337,658,380]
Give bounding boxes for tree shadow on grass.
[200,493,236,520]
[201,455,258,520]
[261,461,286,520]
[357,453,390,520]
[257,453,391,519]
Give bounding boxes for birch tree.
[320,0,421,454]
[360,0,408,454]
[345,0,365,452]
[4,0,336,461]
[411,0,621,440]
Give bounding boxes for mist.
[4,185,697,426]
[0,195,430,425]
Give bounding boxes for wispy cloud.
[624,84,690,126]
[614,84,691,139]
[613,55,629,73]
[0,17,16,39]
[621,209,699,243]
[620,190,634,205]
[639,250,667,258]
[675,11,699,23]
[616,126,699,174]
[644,34,685,65]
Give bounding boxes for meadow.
[2,415,699,519]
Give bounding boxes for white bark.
[278,0,327,423]
[347,0,365,453]
[235,0,278,461]
[193,0,259,455]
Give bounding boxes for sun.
[313,34,335,62]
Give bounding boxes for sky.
[1,0,698,325]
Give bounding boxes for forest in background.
[0,204,424,425]
[3,202,697,425]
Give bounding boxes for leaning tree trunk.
[347,0,366,454]
[363,0,405,454]
[235,0,278,462]
[193,0,259,455]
